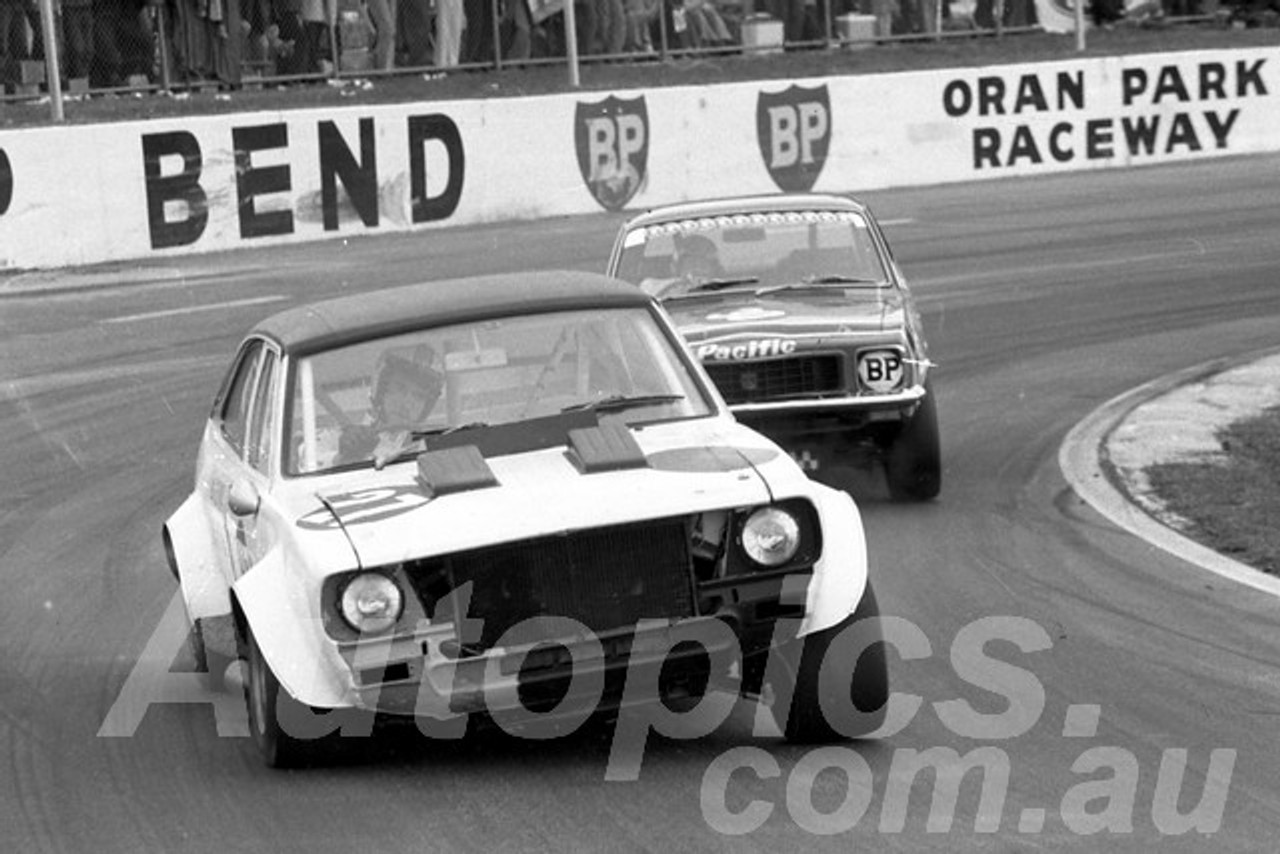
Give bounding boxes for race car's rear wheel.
[885,386,941,501]
[771,580,889,744]
[243,627,331,768]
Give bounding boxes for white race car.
[163,270,888,767]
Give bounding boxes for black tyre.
[243,627,334,768]
[773,580,889,744]
[885,385,941,501]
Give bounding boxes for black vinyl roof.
[251,271,653,355]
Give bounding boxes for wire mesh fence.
[0,0,1232,102]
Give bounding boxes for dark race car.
[607,193,941,501]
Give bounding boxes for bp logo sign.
[757,84,831,192]
[576,95,649,211]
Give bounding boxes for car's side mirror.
[228,481,261,517]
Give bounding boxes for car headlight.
[339,572,404,635]
[741,506,801,568]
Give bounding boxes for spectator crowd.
[0,0,1247,95]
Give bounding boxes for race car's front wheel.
[772,580,889,744]
[885,386,941,501]
[186,619,232,692]
[243,627,331,768]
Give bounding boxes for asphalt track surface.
[3,154,1280,852]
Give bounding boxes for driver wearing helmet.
[340,351,444,464]
[672,233,723,280]
[638,232,725,296]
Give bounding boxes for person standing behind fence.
[297,0,334,71]
[92,0,130,85]
[683,0,731,46]
[765,0,807,42]
[592,0,624,54]
[435,0,465,65]
[367,0,396,68]
[169,0,237,83]
[396,0,427,65]
[240,0,276,67]
[397,0,432,65]
[1,0,44,64]
[460,0,492,62]
[502,0,530,59]
[622,0,656,53]
[60,0,95,80]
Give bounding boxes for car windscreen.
[286,307,713,475]
[614,210,890,294]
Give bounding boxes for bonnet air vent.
[416,445,499,497]
[566,418,648,474]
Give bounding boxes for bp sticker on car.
[857,350,905,392]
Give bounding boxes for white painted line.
[100,295,288,325]
[916,245,1212,293]
[3,354,226,398]
[1059,352,1280,599]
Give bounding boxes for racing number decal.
[298,485,431,530]
[857,350,905,393]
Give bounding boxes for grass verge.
[1145,404,1280,575]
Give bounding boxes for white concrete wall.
[0,47,1275,270]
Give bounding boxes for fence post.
[491,0,503,69]
[564,0,580,87]
[658,0,668,59]
[38,0,64,121]
[156,2,173,92]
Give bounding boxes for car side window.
[246,349,279,474]
[219,341,265,458]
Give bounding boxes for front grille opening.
[406,519,696,652]
[705,355,843,406]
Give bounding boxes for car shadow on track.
[256,691,895,776]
